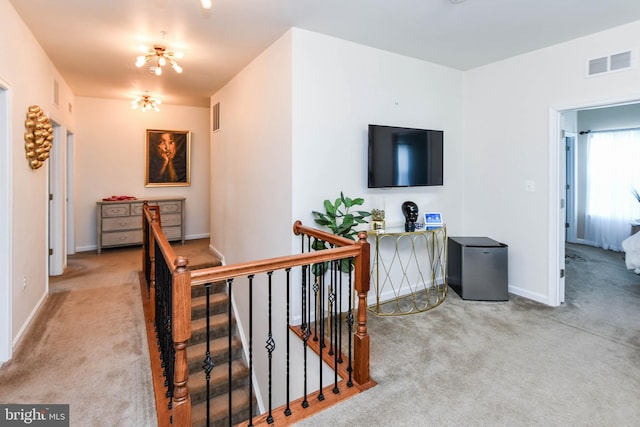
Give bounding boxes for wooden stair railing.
[142,203,373,426]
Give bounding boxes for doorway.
[552,98,640,306]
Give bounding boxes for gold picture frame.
[145,129,191,187]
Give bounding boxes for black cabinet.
[447,237,508,301]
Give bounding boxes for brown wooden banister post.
[142,201,148,278]
[148,203,159,322]
[353,231,370,385]
[172,256,192,426]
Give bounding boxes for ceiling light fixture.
[132,94,161,112]
[135,44,183,76]
[200,0,212,9]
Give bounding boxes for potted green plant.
[312,192,371,273]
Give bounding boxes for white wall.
[0,0,76,362]
[291,29,465,235]
[463,20,640,304]
[210,27,464,408]
[210,30,293,411]
[74,97,210,251]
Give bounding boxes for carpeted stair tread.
[191,293,228,320]
[191,281,227,298]
[191,314,235,342]
[191,388,253,427]
[188,361,251,404]
[186,336,243,373]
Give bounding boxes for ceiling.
[10,0,640,108]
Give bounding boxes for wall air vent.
[212,102,220,132]
[586,50,635,77]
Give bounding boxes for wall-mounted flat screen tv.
[368,124,444,188]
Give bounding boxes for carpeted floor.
[294,243,640,426]
[0,238,218,427]
[1,241,638,427]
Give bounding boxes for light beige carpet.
[294,243,640,426]
[0,239,217,427]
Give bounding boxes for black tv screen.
[368,124,443,188]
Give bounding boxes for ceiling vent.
[586,50,634,77]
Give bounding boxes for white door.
[48,121,65,276]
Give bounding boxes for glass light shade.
[155,66,162,76]
[158,56,166,66]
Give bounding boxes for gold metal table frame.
[368,226,447,315]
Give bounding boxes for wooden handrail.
[292,220,356,247]
[190,244,363,286]
[142,203,371,426]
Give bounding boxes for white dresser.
[96,197,185,254]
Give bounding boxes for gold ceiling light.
[136,44,183,76]
[132,94,161,112]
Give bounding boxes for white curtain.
[584,129,640,251]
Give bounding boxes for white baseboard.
[12,290,48,350]
[209,245,225,266]
[508,285,549,305]
[76,234,211,254]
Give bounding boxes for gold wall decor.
[24,105,54,170]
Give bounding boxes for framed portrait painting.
[145,129,191,187]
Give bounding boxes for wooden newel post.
[172,256,192,426]
[148,204,159,322]
[353,231,370,385]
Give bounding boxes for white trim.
[66,131,75,255]
[508,285,550,305]
[548,94,640,309]
[548,108,562,307]
[12,292,47,349]
[0,79,13,363]
[48,119,65,276]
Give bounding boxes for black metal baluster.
[202,282,214,427]
[248,275,254,427]
[265,272,276,424]
[301,265,309,409]
[328,260,335,357]
[332,260,339,394]
[285,268,292,417]
[337,261,344,364]
[228,278,234,426]
[347,259,354,387]
[317,265,325,402]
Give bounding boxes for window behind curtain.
[584,129,640,251]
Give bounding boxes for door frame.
[549,95,640,307]
[564,132,578,244]
[0,79,12,363]
[48,119,65,276]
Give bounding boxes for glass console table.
[368,226,447,316]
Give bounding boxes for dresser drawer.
[131,201,182,215]
[163,226,182,240]
[102,216,141,232]
[161,213,182,227]
[101,230,143,247]
[101,204,130,217]
[158,201,182,214]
